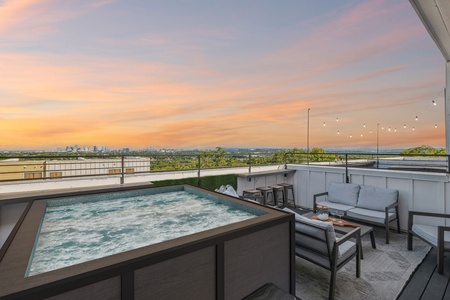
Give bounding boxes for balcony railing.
[0,152,448,184]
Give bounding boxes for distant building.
[0,157,151,180]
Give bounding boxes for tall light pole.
[307,108,310,164]
[376,123,379,168]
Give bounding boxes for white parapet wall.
[287,164,450,230]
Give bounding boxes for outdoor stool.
[242,189,264,204]
[256,187,275,206]
[278,183,295,207]
[269,185,286,207]
[243,189,262,197]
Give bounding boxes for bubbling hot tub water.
[26,188,261,276]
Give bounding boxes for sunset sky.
[0,0,446,150]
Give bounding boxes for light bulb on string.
[403,124,406,129]
[323,122,326,126]
[415,116,418,121]
[412,127,415,131]
[432,100,437,106]
[336,117,339,122]
[337,131,340,135]
[435,124,438,128]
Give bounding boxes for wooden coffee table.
[303,212,376,259]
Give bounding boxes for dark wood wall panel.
[134,246,216,300]
[45,276,121,300]
[224,223,290,300]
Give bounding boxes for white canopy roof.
[410,0,450,62]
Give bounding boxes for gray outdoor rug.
[295,227,431,300]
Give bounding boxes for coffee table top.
[302,211,373,236]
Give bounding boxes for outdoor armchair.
[285,208,361,300]
[408,211,450,274]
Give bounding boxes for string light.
[435,124,438,128]
[337,131,340,134]
[388,127,391,132]
[350,134,353,138]
[412,127,415,131]
[363,124,366,128]
[432,100,437,106]
[323,122,326,126]
[415,116,418,121]
[336,117,339,122]
[403,124,406,129]
[360,134,363,137]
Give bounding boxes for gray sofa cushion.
[356,186,398,211]
[412,224,450,249]
[327,182,360,207]
[347,207,396,224]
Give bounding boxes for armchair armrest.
[438,226,450,251]
[333,227,361,261]
[313,192,328,212]
[408,210,450,231]
[335,227,361,246]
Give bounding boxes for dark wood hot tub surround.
[0,184,295,300]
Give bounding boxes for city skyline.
[0,0,445,150]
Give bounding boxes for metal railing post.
[197,154,201,187]
[345,154,349,183]
[121,156,125,184]
[447,155,450,174]
[248,153,252,173]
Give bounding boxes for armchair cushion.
[327,182,360,207]
[412,224,450,249]
[356,186,398,211]
[294,240,355,269]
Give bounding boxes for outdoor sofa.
[313,182,400,244]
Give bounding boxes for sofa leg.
[385,225,390,244]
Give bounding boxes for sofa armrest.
[313,192,328,212]
[384,202,399,221]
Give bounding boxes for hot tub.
[0,184,295,300]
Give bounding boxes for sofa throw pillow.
[327,182,360,207]
[356,186,398,211]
